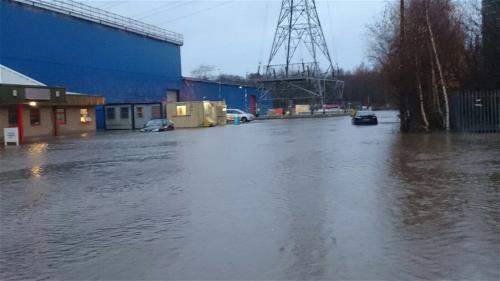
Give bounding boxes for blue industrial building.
[1,0,269,129]
[181,78,271,116]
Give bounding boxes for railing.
[11,0,184,45]
[264,62,322,80]
[450,90,500,133]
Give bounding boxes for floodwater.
[1,111,499,280]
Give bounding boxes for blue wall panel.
[180,79,272,115]
[0,0,182,127]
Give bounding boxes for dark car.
[140,119,175,132]
[352,111,378,125]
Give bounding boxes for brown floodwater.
[1,111,499,280]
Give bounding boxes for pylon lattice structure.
[259,0,344,111]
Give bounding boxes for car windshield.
[357,111,375,117]
[145,119,163,127]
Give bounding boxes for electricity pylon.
[267,0,334,78]
[260,0,344,109]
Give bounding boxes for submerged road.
[1,111,499,280]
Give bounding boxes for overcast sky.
[84,1,389,76]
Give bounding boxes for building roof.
[0,64,104,104]
[11,0,184,46]
[0,64,46,86]
[183,77,258,89]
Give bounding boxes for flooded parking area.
[1,111,499,280]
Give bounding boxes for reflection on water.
[27,143,48,155]
[279,149,329,280]
[386,133,500,279]
[30,165,43,178]
[0,112,499,280]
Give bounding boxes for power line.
[326,0,338,69]
[134,1,194,20]
[154,0,237,25]
[129,2,177,18]
[258,1,271,66]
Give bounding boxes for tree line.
[367,0,499,132]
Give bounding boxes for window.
[176,105,187,116]
[80,108,90,123]
[106,107,116,119]
[30,108,41,126]
[8,107,18,126]
[136,107,143,118]
[56,108,66,124]
[120,107,129,119]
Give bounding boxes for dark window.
[107,107,116,119]
[8,107,18,126]
[56,108,66,124]
[120,107,129,119]
[30,108,41,126]
[136,107,143,118]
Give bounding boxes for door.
[8,107,18,127]
[134,106,147,129]
[152,105,162,119]
[166,90,179,118]
[250,95,256,115]
[7,105,25,143]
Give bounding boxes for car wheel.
[241,117,247,123]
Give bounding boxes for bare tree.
[425,1,449,130]
[367,0,469,132]
[190,64,217,80]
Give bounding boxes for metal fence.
[450,90,500,133]
[11,0,184,45]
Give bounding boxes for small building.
[104,103,164,130]
[1,65,104,144]
[166,101,226,128]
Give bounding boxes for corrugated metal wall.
[180,79,272,116]
[0,0,183,128]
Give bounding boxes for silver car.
[226,109,255,123]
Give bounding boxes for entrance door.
[250,95,256,115]
[7,105,24,144]
[134,106,147,129]
[166,90,179,117]
[8,107,18,127]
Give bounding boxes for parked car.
[352,111,378,125]
[226,109,255,123]
[140,119,175,132]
